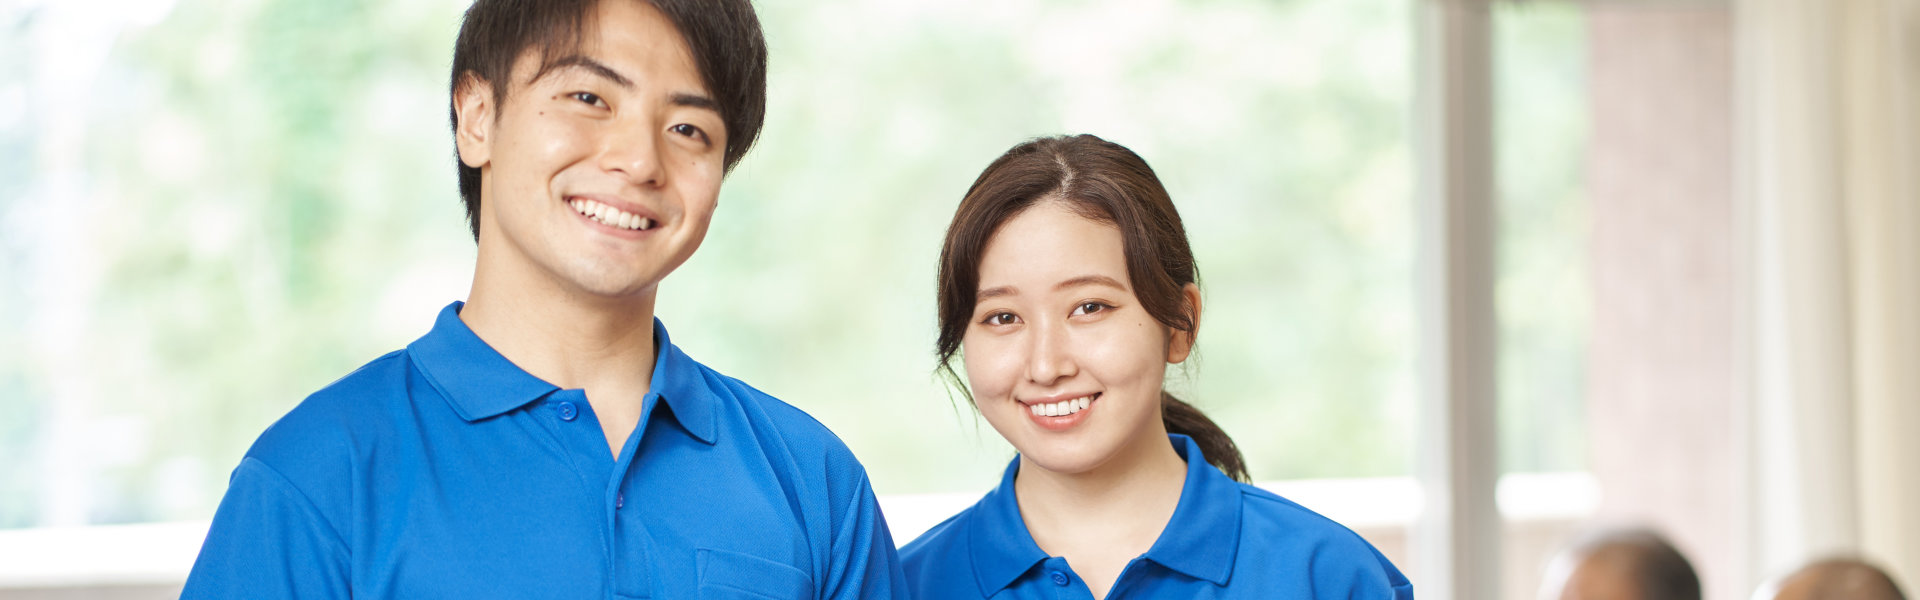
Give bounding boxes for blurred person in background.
[180,0,906,597]
[1537,527,1702,600]
[898,134,1411,600]
[1755,558,1907,600]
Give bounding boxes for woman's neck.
[1012,430,1188,596]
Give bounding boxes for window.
[5,0,1725,597]
[1,0,1422,529]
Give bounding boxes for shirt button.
[616,494,625,509]
[1050,571,1069,586]
[556,401,578,421]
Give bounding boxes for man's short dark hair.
[448,0,768,240]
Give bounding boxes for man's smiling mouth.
[569,197,657,231]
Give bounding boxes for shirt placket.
[541,389,653,599]
[1039,556,1095,600]
[605,392,662,600]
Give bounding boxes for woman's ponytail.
[1161,392,1249,482]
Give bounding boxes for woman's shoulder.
[898,501,990,599]
[1233,481,1409,586]
[1234,482,1362,539]
[899,503,975,569]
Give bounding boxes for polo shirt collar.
[1142,434,1242,586]
[409,302,557,421]
[965,434,1242,596]
[408,302,717,444]
[968,458,1051,597]
[644,318,717,445]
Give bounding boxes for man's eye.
[570,92,604,107]
[669,123,706,142]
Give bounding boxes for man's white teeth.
[1030,395,1093,417]
[569,198,653,231]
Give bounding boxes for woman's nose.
[1025,322,1077,385]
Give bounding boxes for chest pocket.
[697,548,815,600]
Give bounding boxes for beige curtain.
[1741,0,1920,591]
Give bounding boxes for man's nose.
[600,124,664,187]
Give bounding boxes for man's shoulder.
[692,359,859,460]
[245,349,416,472]
[309,347,418,405]
[220,348,420,529]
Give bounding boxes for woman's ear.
[1166,282,1202,364]
[453,73,495,169]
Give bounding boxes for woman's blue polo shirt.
[899,435,1413,599]
[182,302,907,599]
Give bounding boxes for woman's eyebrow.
[1054,274,1126,292]
[976,274,1125,305]
[977,285,1017,303]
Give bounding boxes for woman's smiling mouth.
[1023,392,1099,431]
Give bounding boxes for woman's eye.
[981,312,1019,326]
[1072,302,1111,316]
[570,92,605,107]
[669,123,707,142]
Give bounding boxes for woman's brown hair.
[934,134,1250,482]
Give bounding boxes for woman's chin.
[1014,439,1115,478]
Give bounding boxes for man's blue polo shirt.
[183,302,906,599]
[899,434,1413,599]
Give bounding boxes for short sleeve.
[819,465,909,599]
[1318,542,1414,600]
[180,457,350,599]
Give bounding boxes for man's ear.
[453,73,495,169]
[1166,282,1202,364]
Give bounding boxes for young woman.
[900,135,1413,599]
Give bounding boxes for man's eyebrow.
[1055,274,1126,292]
[533,57,719,116]
[534,55,633,89]
[670,92,721,115]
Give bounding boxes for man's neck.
[459,251,661,407]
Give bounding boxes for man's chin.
[571,278,664,303]
[551,264,669,303]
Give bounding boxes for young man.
[182,0,906,597]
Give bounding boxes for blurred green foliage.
[1495,3,1590,474]
[0,0,1587,528]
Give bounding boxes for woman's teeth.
[569,198,654,231]
[1030,395,1093,417]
